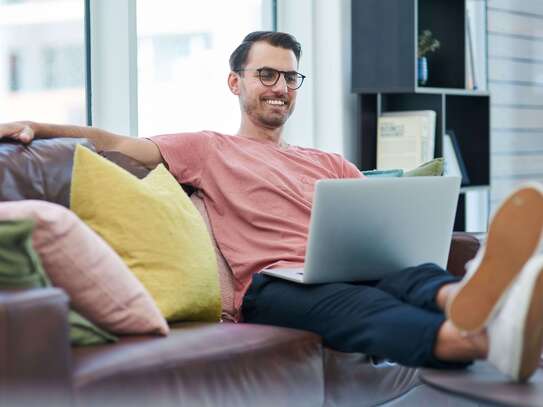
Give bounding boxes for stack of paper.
[376,110,436,170]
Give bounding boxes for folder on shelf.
[376,110,436,170]
[443,130,470,186]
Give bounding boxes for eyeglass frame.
[235,67,307,90]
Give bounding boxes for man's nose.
[271,73,289,92]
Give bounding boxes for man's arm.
[0,121,163,169]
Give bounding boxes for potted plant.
[418,30,440,86]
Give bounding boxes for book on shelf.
[465,8,477,90]
[443,130,470,186]
[465,188,489,233]
[376,110,436,170]
[465,1,488,91]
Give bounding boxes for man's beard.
[243,99,292,129]
[258,111,290,128]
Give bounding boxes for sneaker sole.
[519,263,543,381]
[447,186,543,332]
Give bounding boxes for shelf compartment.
[418,0,466,89]
[445,95,490,187]
[352,0,470,92]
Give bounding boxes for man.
[1,31,543,381]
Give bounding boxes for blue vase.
[418,57,428,86]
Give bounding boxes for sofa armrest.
[447,232,481,278]
[0,288,73,406]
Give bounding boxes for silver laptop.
[262,176,461,283]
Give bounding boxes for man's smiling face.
[234,41,299,129]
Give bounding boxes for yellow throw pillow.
[70,145,221,322]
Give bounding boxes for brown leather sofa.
[0,138,481,407]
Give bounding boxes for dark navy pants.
[242,263,470,368]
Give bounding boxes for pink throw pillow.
[0,200,169,336]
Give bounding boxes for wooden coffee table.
[420,361,543,407]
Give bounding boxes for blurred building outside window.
[0,0,86,125]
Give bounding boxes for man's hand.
[0,121,35,144]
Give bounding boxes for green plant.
[418,30,440,58]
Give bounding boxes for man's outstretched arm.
[0,121,163,169]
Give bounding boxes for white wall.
[276,0,315,150]
[487,0,543,212]
[278,0,360,166]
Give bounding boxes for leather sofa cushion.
[99,150,150,179]
[72,322,324,407]
[0,289,73,406]
[447,232,480,277]
[0,138,94,206]
[324,349,421,406]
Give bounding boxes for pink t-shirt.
[151,131,363,314]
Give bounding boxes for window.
[0,0,86,124]
[43,45,85,89]
[136,0,274,137]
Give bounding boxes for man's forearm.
[29,121,125,152]
[1,120,163,169]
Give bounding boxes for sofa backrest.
[0,138,94,205]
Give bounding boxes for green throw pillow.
[68,311,117,346]
[0,219,116,346]
[403,157,444,177]
[363,158,444,178]
[0,220,49,288]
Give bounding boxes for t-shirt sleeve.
[331,153,364,179]
[342,159,364,179]
[148,131,212,188]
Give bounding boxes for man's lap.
[241,264,464,367]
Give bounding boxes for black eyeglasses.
[236,67,306,90]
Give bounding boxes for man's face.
[231,41,299,129]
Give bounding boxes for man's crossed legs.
[243,263,478,368]
[242,183,543,382]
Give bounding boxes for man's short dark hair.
[229,31,302,72]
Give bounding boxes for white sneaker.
[487,255,543,382]
[447,183,543,332]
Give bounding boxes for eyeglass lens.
[259,68,303,89]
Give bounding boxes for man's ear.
[228,72,240,95]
